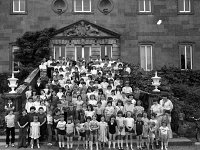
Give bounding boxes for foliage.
[129,65,200,133]
[0,73,9,93]
[14,28,55,81]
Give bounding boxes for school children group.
[4,56,173,150]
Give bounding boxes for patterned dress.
[98,121,108,142]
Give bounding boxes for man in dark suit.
[34,78,44,95]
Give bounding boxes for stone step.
[0,137,193,146]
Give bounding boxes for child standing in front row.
[143,122,150,150]
[98,116,108,149]
[84,117,91,149]
[125,111,135,150]
[56,115,66,150]
[149,122,156,150]
[116,111,125,149]
[135,113,144,149]
[89,115,99,150]
[66,117,75,149]
[5,110,15,148]
[76,120,86,149]
[159,121,170,150]
[30,116,40,149]
[108,115,117,149]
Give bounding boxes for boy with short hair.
[5,110,15,148]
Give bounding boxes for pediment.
[53,20,120,38]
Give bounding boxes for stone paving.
[0,145,200,150]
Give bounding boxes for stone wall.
[0,0,200,72]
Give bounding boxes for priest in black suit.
[35,78,44,95]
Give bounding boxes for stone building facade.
[0,0,200,73]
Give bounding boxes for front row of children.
[5,109,170,150]
[55,111,170,150]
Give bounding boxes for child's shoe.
[11,143,15,147]
[31,145,33,149]
[37,144,40,148]
[5,144,9,148]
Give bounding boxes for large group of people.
[4,56,173,150]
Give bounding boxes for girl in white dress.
[125,111,135,150]
[98,116,108,148]
[30,116,40,149]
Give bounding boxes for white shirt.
[25,102,34,113]
[88,100,97,106]
[160,126,169,135]
[39,64,47,70]
[47,114,53,124]
[160,99,173,112]
[47,60,53,67]
[151,104,163,116]
[57,121,66,130]
[85,111,95,118]
[91,69,97,75]
[5,114,15,128]
[124,103,135,113]
[122,86,132,94]
[125,117,134,127]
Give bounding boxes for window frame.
[73,0,92,13]
[75,46,92,61]
[179,44,193,70]
[100,45,113,59]
[139,44,153,71]
[10,0,28,15]
[137,0,153,15]
[177,0,194,15]
[11,46,20,72]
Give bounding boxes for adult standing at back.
[159,93,173,114]
[35,78,44,95]
[150,98,163,126]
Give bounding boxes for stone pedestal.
[1,93,22,113]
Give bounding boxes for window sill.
[10,12,28,15]
[137,11,153,15]
[72,11,94,15]
[177,11,194,15]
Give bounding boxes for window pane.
[13,0,19,12]
[180,45,186,69]
[55,46,60,61]
[76,47,82,60]
[146,46,152,70]
[186,45,192,69]
[75,0,82,11]
[101,45,106,59]
[139,0,144,12]
[178,0,184,11]
[185,0,190,11]
[84,47,90,61]
[140,46,146,70]
[107,45,112,59]
[20,0,26,12]
[145,0,151,12]
[83,0,90,11]
[61,45,65,58]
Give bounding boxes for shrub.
[14,28,55,81]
